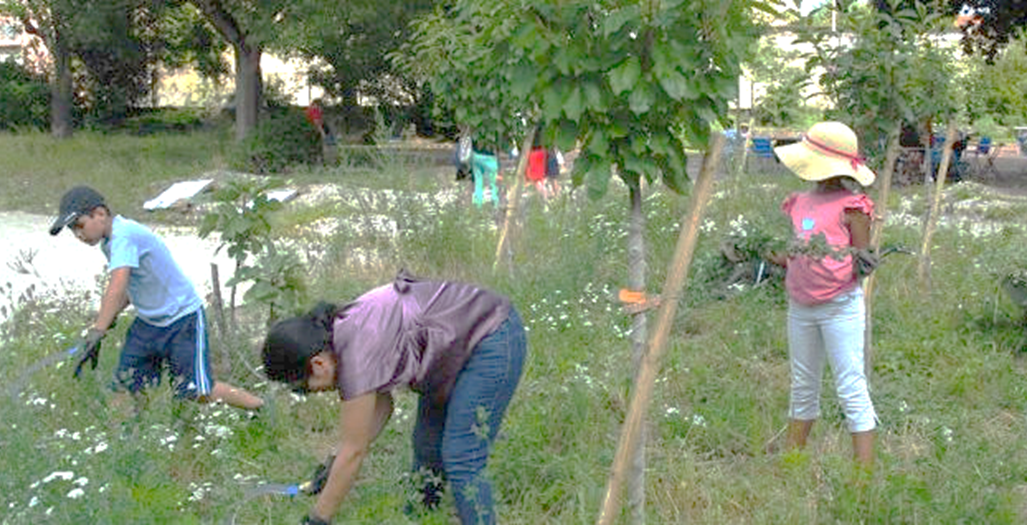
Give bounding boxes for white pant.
[788,287,877,433]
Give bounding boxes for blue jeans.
[412,308,526,525]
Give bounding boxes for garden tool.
[8,343,80,400]
[227,455,335,524]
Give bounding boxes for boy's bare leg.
[206,382,264,410]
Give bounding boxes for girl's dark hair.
[262,302,338,384]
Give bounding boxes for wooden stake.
[493,126,537,273]
[863,128,901,380]
[917,121,958,294]
[596,134,724,525]
[210,263,231,374]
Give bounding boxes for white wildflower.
[41,471,75,484]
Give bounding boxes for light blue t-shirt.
[101,216,202,327]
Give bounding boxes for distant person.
[767,122,878,468]
[48,186,264,411]
[453,128,473,189]
[261,270,526,525]
[526,146,548,199]
[305,99,330,140]
[544,147,563,198]
[471,144,500,208]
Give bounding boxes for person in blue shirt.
[49,186,263,410]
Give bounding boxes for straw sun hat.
[773,121,876,187]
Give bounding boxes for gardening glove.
[854,248,880,277]
[301,454,336,496]
[73,327,106,379]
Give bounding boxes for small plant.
[199,178,300,325]
[229,244,307,324]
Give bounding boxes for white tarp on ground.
[143,178,298,212]
[143,179,214,211]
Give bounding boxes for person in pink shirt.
[768,121,878,468]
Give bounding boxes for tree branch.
[190,0,247,51]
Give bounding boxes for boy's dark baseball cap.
[49,186,105,235]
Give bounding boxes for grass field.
[3,129,1027,524]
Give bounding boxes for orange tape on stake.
[618,289,661,313]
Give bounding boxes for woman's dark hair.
[262,302,338,383]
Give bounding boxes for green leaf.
[585,159,611,200]
[623,154,658,181]
[554,119,580,152]
[628,84,654,114]
[603,6,639,37]
[657,69,694,101]
[542,82,568,122]
[657,153,689,195]
[608,57,641,96]
[564,86,584,121]
[508,63,535,98]
[587,128,608,157]
[582,81,603,111]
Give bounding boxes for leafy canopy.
[398,0,766,198]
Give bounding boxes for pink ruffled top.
[782,190,874,305]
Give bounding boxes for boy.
[49,186,263,410]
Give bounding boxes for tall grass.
[0,130,233,219]
[3,130,1027,523]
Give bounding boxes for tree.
[400,2,763,521]
[71,0,152,125]
[1,0,75,137]
[189,0,288,140]
[964,32,1027,127]
[876,0,1027,61]
[285,0,436,130]
[804,1,960,171]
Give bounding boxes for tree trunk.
[234,44,262,141]
[49,15,73,139]
[597,135,725,525]
[626,184,647,525]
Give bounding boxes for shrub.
[236,108,321,173]
[121,108,205,135]
[0,61,49,131]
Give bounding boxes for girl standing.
[770,121,878,467]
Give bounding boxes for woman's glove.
[73,327,106,378]
[301,455,336,495]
